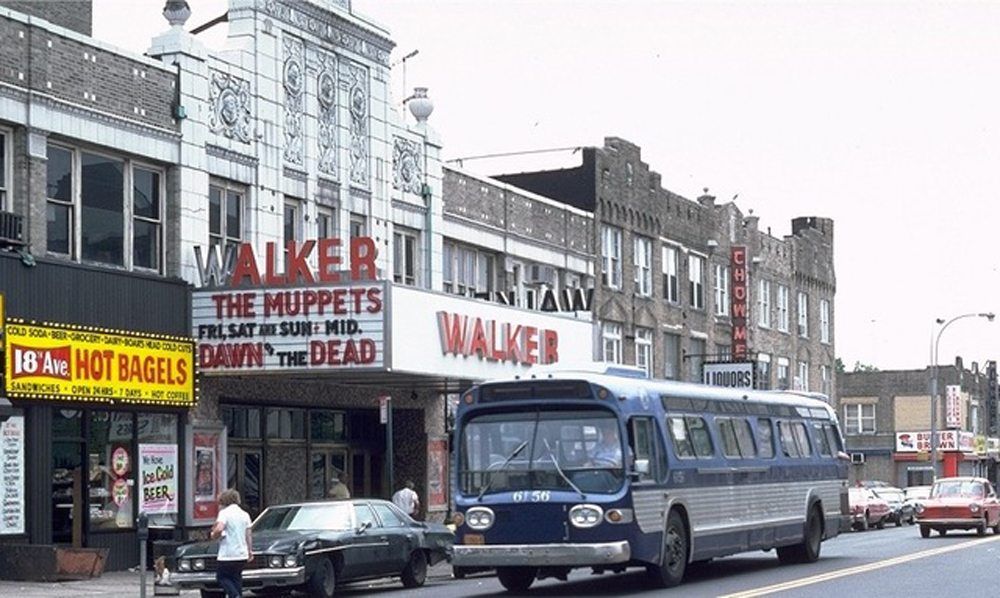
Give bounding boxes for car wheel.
[646,509,688,588]
[938,529,947,536]
[992,518,1000,534]
[895,516,902,527]
[307,557,336,598]
[497,566,537,593]
[876,517,885,530]
[861,513,869,532]
[978,520,987,536]
[920,525,931,538]
[401,550,428,588]
[777,505,823,564]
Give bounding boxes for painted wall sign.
[193,237,377,288]
[703,361,754,389]
[945,385,962,428]
[4,322,195,406]
[192,281,387,372]
[730,247,748,360]
[896,430,976,452]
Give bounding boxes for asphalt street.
[2,524,998,596]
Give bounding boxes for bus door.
[626,415,669,562]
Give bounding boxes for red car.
[915,477,1000,537]
[849,487,892,531]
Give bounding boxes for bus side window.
[756,418,775,459]
[823,424,843,454]
[717,418,741,459]
[668,416,695,458]
[734,418,757,458]
[792,422,812,457]
[628,417,664,482]
[813,422,833,456]
[778,421,799,458]
[686,416,715,458]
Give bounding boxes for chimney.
[697,187,716,208]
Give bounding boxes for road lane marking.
[718,534,1000,598]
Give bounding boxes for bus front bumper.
[453,541,631,568]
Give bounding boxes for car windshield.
[877,489,903,502]
[931,481,984,499]
[253,503,353,532]
[459,409,624,496]
[905,487,930,500]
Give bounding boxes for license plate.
[463,534,485,545]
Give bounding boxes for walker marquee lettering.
[192,237,386,372]
[436,311,559,366]
[730,246,748,360]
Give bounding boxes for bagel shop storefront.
[0,256,195,574]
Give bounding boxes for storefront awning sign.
[4,321,195,406]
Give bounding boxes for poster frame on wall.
[426,436,448,512]
[185,424,227,526]
[0,413,25,535]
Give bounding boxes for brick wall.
[0,1,92,36]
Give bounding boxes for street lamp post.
[930,312,995,479]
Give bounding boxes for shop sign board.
[730,247,748,360]
[0,415,24,535]
[896,430,976,452]
[945,385,962,428]
[391,285,594,380]
[139,443,177,518]
[4,322,195,406]
[192,281,387,373]
[703,361,754,388]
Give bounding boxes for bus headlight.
[569,504,604,528]
[466,507,495,531]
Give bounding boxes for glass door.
[309,448,348,499]
[227,448,263,518]
[52,409,84,546]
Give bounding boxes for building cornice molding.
[206,144,258,168]
[259,0,393,66]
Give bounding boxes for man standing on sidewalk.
[392,480,420,519]
[211,489,253,598]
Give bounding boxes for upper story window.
[635,327,652,377]
[349,212,366,240]
[843,403,876,435]
[46,144,164,272]
[664,333,680,380]
[633,235,652,296]
[209,182,244,254]
[443,240,494,296]
[393,227,419,286]
[820,365,831,395]
[797,361,809,391]
[776,284,790,332]
[776,357,790,390]
[602,322,622,364]
[798,292,809,338]
[688,337,705,383]
[688,254,704,310]
[714,264,730,316]
[820,299,831,343]
[283,198,301,265]
[601,225,622,289]
[757,353,771,390]
[316,207,337,239]
[662,245,679,303]
[757,279,771,328]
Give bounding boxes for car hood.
[176,529,352,557]
[921,498,982,508]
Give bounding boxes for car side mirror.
[355,520,372,535]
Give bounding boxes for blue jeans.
[215,560,245,598]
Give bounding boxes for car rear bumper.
[453,541,631,567]
[917,518,984,529]
[172,566,306,590]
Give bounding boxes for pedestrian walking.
[392,480,420,518]
[328,470,351,499]
[210,488,253,598]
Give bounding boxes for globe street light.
[930,312,995,478]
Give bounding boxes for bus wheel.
[647,509,688,588]
[777,505,822,564]
[497,567,537,593]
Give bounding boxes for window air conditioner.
[526,264,556,285]
[850,453,865,464]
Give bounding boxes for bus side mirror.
[633,459,650,476]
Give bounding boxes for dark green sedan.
[173,499,453,598]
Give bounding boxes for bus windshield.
[459,409,625,496]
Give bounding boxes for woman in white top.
[211,488,253,598]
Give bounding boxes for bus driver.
[589,420,623,467]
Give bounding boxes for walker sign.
[191,237,387,373]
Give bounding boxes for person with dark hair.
[392,480,420,518]
[211,488,253,598]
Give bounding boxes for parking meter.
[138,512,149,541]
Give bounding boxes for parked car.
[849,486,891,531]
[873,487,915,526]
[915,477,1000,538]
[903,485,931,513]
[172,499,454,598]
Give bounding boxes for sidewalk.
[0,562,455,597]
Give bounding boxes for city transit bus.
[451,369,850,592]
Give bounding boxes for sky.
[93,0,1000,372]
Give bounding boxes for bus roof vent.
[602,365,648,379]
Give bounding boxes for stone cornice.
[260,0,394,65]
[391,198,427,215]
[206,144,258,168]
[32,90,180,142]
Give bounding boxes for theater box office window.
[2,319,195,571]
